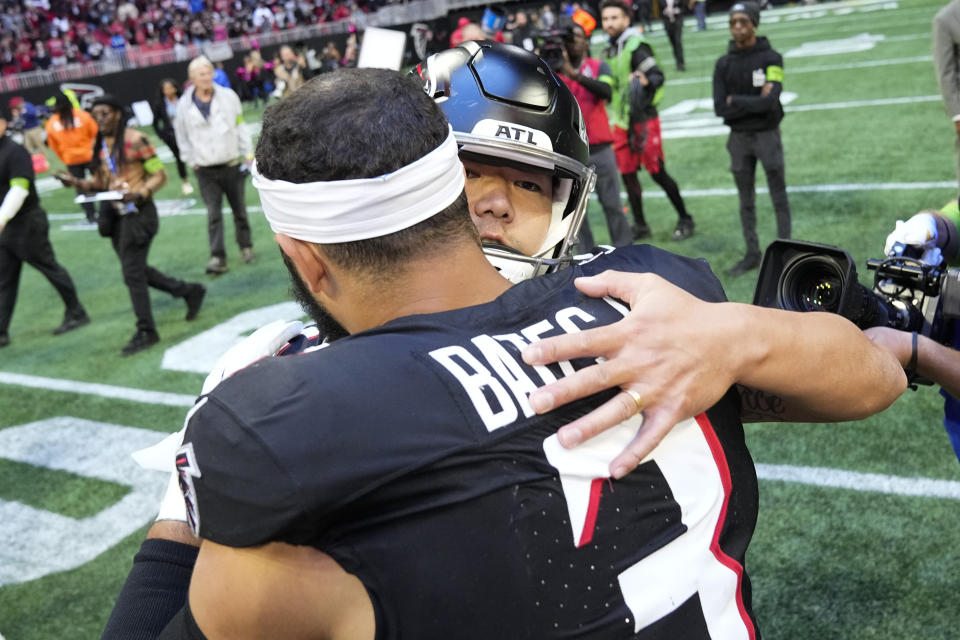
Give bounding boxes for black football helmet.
[417,41,597,282]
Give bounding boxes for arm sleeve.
[577,72,613,101]
[99,539,199,640]
[934,14,960,119]
[0,184,29,225]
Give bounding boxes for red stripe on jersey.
[695,412,756,639]
[577,477,606,547]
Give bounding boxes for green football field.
[2,0,960,637]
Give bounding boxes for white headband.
[252,125,465,244]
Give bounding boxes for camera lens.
[778,256,845,313]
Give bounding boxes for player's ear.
[275,233,328,295]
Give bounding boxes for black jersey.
[179,244,760,639]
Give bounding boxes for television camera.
[753,239,960,349]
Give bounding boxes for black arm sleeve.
[576,73,612,101]
[157,603,209,640]
[630,44,664,92]
[100,539,199,640]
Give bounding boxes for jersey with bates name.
[179,244,760,640]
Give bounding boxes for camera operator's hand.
[559,47,578,78]
[866,326,960,398]
[884,211,944,265]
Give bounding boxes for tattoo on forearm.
[736,385,786,420]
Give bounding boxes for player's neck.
[343,244,512,333]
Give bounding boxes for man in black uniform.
[713,1,791,276]
[0,111,89,348]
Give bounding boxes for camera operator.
[865,205,960,462]
[554,21,633,249]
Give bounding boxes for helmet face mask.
[417,41,597,282]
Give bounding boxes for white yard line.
[612,180,956,200]
[671,56,935,86]
[756,463,960,500]
[0,372,195,407]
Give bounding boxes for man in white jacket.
[175,55,255,275]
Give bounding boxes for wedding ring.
[624,388,644,414]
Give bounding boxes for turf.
[2,1,959,637]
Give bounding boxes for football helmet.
[417,41,597,282]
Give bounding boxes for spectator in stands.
[152,78,194,196]
[174,55,255,275]
[213,61,230,87]
[9,97,45,156]
[45,92,98,223]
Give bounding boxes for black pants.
[0,208,83,334]
[662,17,684,68]
[160,133,188,181]
[108,200,191,333]
[726,127,792,255]
[195,164,252,261]
[67,163,96,222]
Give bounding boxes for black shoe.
[0,332,8,348]
[53,311,91,335]
[205,257,229,275]
[633,223,652,241]
[672,217,695,241]
[121,330,160,356]
[184,284,206,321]
[727,253,762,276]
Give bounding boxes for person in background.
[659,0,685,70]
[45,92,98,223]
[600,0,695,241]
[713,1,791,276]
[273,44,307,97]
[8,97,45,155]
[58,95,206,356]
[0,110,89,349]
[691,0,707,31]
[933,0,960,202]
[151,79,194,196]
[174,55,255,275]
[557,20,633,249]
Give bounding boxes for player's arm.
[521,270,907,479]
[180,539,374,640]
[100,521,200,640]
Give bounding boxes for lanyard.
[101,138,119,176]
